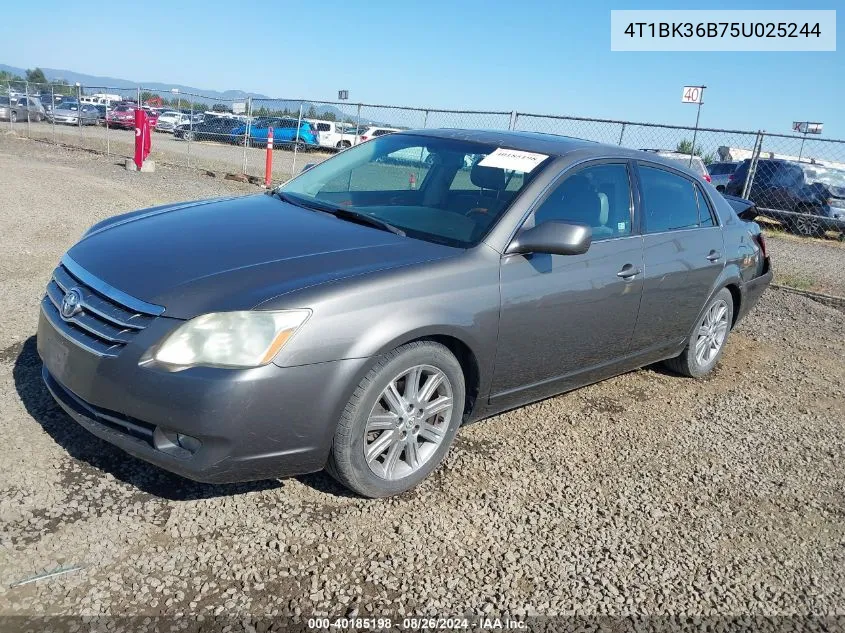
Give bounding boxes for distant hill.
[0,63,352,121]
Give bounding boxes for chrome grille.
[42,257,163,357]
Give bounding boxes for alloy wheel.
[695,299,729,366]
[364,364,453,481]
[794,215,820,237]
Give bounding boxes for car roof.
[402,129,703,168]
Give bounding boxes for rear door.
[630,163,725,353]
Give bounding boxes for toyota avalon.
[37,129,772,497]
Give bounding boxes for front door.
[492,161,644,405]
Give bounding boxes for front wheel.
[663,288,733,378]
[327,341,465,498]
[10,111,17,123]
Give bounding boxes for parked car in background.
[173,117,241,142]
[232,118,319,149]
[640,149,711,183]
[155,111,191,133]
[106,104,159,130]
[355,126,401,144]
[1,95,47,122]
[37,129,771,497]
[725,159,845,237]
[308,120,358,150]
[707,161,739,192]
[92,104,108,124]
[50,102,100,126]
[0,96,12,122]
[105,103,138,129]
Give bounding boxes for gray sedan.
[50,103,99,126]
[37,129,772,497]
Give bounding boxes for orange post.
[265,127,274,187]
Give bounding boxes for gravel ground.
[765,233,845,297]
[1,135,844,627]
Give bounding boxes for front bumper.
[37,306,369,483]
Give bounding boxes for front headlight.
[151,310,311,369]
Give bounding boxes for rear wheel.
[183,131,195,142]
[327,341,465,498]
[789,213,824,238]
[10,111,17,123]
[663,288,733,378]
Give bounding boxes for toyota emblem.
[61,288,83,319]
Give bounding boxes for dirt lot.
[1,135,844,626]
[11,120,335,183]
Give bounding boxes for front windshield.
[278,133,551,248]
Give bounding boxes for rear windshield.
[709,163,737,175]
[279,133,551,248]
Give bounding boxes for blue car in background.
[231,117,319,149]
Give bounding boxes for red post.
[133,108,145,169]
[133,108,151,170]
[265,126,274,187]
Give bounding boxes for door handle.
[706,251,722,262]
[616,264,641,279]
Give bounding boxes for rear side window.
[639,165,700,233]
[316,123,330,131]
[373,129,394,137]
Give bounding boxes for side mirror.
[506,221,592,256]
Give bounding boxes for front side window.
[530,163,633,240]
[279,134,550,247]
[639,165,700,233]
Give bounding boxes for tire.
[183,131,194,142]
[789,213,824,238]
[292,140,307,152]
[327,341,465,498]
[10,111,17,123]
[663,288,733,378]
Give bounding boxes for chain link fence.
[730,132,845,239]
[3,82,844,241]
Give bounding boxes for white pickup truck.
[309,120,360,150]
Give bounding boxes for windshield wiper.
[328,208,406,236]
[268,190,405,236]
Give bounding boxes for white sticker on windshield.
[478,148,549,173]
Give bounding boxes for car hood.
[67,194,458,319]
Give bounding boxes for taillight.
[704,174,711,182]
[754,232,768,259]
[728,174,734,181]
[359,135,368,142]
